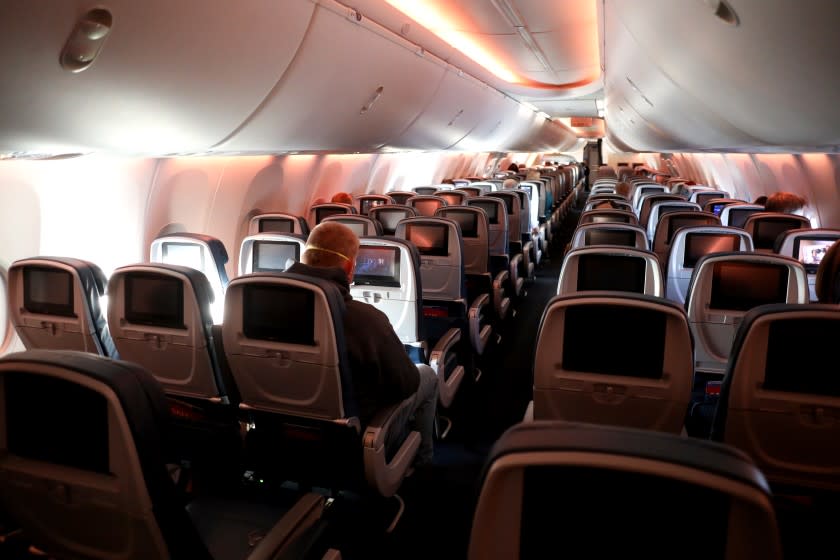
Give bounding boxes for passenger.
[312,197,328,206]
[507,162,520,172]
[752,194,768,206]
[331,192,354,205]
[502,178,517,189]
[764,191,807,215]
[287,221,439,466]
[815,239,840,304]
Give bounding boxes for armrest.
[522,240,536,277]
[492,270,511,320]
[468,293,492,355]
[509,253,524,296]
[362,396,421,497]
[247,493,326,560]
[429,327,465,408]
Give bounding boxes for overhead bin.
[0,0,314,155]
[218,2,446,153]
[386,68,498,151]
[602,0,840,152]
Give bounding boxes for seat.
[775,228,840,301]
[8,257,117,358]
[465,181,495,195]
[0,349,328,560]
[150,233,230,324]
[513,188,541,267]
[107,263,243,480]
[743,212,811,253]
[665,226,753,305]
[466,196,524,298]
[222,273,420,498]
[649,210,720,265]
[468,420,781,560]
[307,203,356,229]
[685,252,808,377]
[395,216,476,396]
[720,203,764,228]
[357,194,393,215]
[530,293,692,433]
[490,190,535,281]
[248,213,310,236]
[711,304,840,493]
[557,246,664,297]
[385,191,416,205]
[578,208,639,226]
[351,238,463,427]
[369,205,418,236]
[569,223,648,250]
[320,214,382,237]
[406,195,447,217]
[436,205,511,325]
[239,233,307,274]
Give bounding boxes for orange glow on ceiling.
[386,0,521,83]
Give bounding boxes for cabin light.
[60,8,113,72]
[385,0,521,83]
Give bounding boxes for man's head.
[301,221,360,282]
[764,191,807,215]
[331,192,354,205]
[502,178,517,190]
[615,181,632,199]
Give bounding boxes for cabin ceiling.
[1,0,838,157]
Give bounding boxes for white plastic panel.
[602,0,840,152]
[219,3,446,152]
[388,69,496,150]
[0,0,314,154]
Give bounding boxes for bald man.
[287,221,439,466]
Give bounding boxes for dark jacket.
[286,262,420,426]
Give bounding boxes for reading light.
[60,8,113,72]
[385,0,520,83]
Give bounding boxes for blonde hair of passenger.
[302,221,360,279]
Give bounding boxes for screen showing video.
[354,246,401,287]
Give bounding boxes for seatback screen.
[727,208,761,229]
[125,273,184,328]
[23,266,75,317]
[258,218,293,233]
[584,229,637,247]
[243,284,315,345]
[753,218,805,250]
[354,246,401,288]
[376,210,409,235]
[709,262,789,311]
[405,224,449,257]
[413,199,442,217]
[765,318,840,396]
[576,254,646,293]
[444,212,478,238]
[562,304,666,378]
[470,201,499,224]
[683,234,741,268]
[5,372,109,473]
[315,207,347,224]
[161,242,205,271]
[254,241,299,272]
[795,238,837,273]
